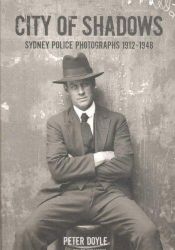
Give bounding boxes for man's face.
[64,78,95,111]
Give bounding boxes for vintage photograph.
[1,1,175,250]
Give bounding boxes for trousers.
[13,185,163,250]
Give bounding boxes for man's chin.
[75,102,92,111]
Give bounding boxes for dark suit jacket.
[35,104,134,207]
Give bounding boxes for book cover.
[1,0,175,249]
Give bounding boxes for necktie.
[81,113,93,153]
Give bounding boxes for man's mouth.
[78,97,87,101]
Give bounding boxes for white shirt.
[73,102,95,134]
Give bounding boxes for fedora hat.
[53,53,104,83]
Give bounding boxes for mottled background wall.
[1,0,175,249]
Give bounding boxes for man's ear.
[92,79,96,88]
[63,83,68,92]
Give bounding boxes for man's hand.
[69,152,115,168]
[93,151,115,167]
[103,151,115,160]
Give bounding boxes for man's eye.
[70,85,77,90]
[82,82,89,87]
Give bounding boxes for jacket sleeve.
[46,118,96,183]
[96,115,134,182]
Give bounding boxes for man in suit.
[14,53,163,250]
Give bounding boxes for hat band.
[63,67,93,78]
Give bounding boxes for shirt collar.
[73,102,95,120]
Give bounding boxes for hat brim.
[53,72,104,84]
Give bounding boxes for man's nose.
[78,85,85,95]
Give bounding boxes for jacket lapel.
[94,105,111,152]
[65,107,85,156]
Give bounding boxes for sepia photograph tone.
[1,1,175,250]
